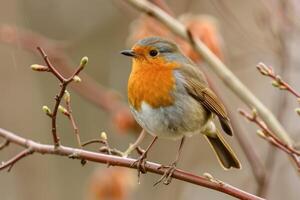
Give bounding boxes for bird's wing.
[178,65,233,136]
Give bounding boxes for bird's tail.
[204,130,241,169]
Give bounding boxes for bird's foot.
[131,149,148,183]
[154,162,177,186]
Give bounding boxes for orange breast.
[128,59,179,111]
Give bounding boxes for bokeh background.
[1,0,300,199]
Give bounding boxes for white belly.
[130,98,210,140]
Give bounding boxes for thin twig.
[256,63,300,98]
[35,47,87,147]
[239,109,300,169]
[253,1,295,195]
[227,112,268,189]
[82,139,103,147]
[0,148,33,172]
[0,128,264,200]
[0,139,9,150]
[36,47,64,82]
[82,137,117,157]
[123,129,146,157]
[98,146,124,157]
[64,91,82,148]
[0,25,137,132]
[36,47,62,146]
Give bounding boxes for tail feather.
[204,130,241,169]
[219,117,233,136]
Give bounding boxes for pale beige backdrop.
[0,0,300,200]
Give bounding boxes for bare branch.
[227,112,268,193]
[0,148,33,172]
[34,47,87,147]
[0,25,137,133]
[82,139,103,147]
[61,90,82,148]
[123,129,146,157]
[239,109,300,169]
[36,47,65,82]
[0,128,264,200]
[0,139,9,150]
[256,63,300,98]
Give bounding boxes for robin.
[121,36,241,185]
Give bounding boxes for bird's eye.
[149,49,158,57]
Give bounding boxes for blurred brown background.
[1,0,300,199]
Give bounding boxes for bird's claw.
[154,162,177,186]
[131,152,148,183]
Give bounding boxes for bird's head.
[121,37,191,69]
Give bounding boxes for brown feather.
[204,130,241,169]
[178,65,233,135]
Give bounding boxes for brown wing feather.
[182,75,233,136]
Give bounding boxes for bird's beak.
[120,50,136,58]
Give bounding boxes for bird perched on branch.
[121,37,241,185]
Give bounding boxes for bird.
[121,36,241,185]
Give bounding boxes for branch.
[123,129,146,157]
[124,0,293,146]
[0,139,9,150]
[59,90,82,148]
[31,47,87,147]
[226,111,268,193]
[0,25,137,133]
[0,128,264,200]
[0,148,33,172]
[256,63,300,98]
[257,1,296,195]
[239,109,300,169]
